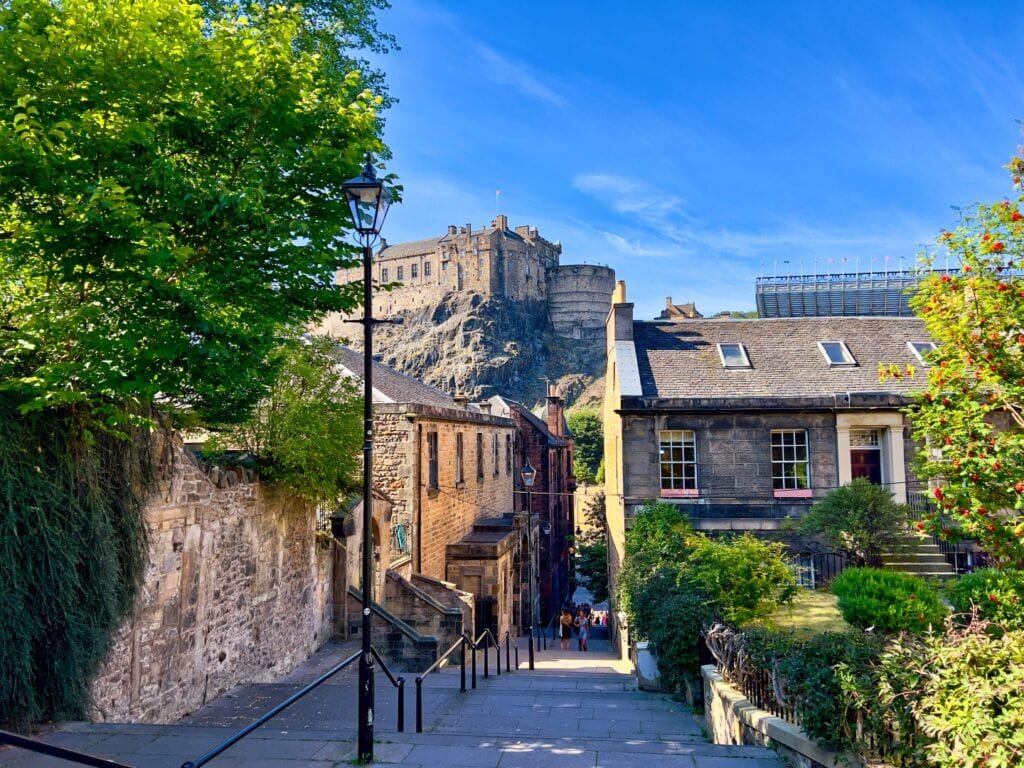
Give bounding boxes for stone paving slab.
[1,637,783,768]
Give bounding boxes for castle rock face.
[319,218,614,406]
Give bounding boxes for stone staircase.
[405,659,785,767]
[880,532,957,580]
[1,638,783,767]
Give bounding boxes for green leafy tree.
[206,337,363,508]
[0,0,391,727]
[567,410,602,482]
[575,539,609,604]
[799,478,912,566]
[0,0,392,428]
[891,154,1024,568]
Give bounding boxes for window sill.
[773,489,812,498]
[661,489,699,498]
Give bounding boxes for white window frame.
[818,341,857,367]
[771,429,811,495]
[717,342,751,369]
[659,429,698,497]
[907,341,936,364]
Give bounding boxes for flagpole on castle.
[496,189,502,215]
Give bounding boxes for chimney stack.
[493,214,508,231]
[546,383,563,438]
[453,392,469,408]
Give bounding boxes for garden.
[619,499,1024,768]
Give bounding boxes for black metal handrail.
[370,646,406,733]
[181,649,360,768]
[0,730,136,768]
[413,629,517,733]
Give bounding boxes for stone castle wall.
[320,219,614,342]
[547,264,617,339]
[90,439,332,723]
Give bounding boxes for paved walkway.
[2,638,781,767]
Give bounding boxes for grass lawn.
[748,590,850,639]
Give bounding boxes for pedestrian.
[575,608,589,651]
[559,609,573,650]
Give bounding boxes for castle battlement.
[328,218,615,339]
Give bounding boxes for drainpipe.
[415,423,423,572]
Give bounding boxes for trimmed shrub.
[947,568,1024,630]
[832,567,946,634]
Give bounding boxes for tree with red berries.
[898,152,1024,568]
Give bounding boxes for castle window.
[396,266,404,281]
[381,267,388,282]
[411,263,419,279]
[476,432,484,481]
[424,261,432,277]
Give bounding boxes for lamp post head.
[342,153,393,237]
[521,460,537,488]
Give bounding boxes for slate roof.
[632,316,930,400]
[335,346,457,409]
[490,395,567,446]
[377,236,442,260]
[377,226,527,262]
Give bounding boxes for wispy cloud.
[470,42,565,107]
[573,173,688,227]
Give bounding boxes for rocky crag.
[358,291,605,408]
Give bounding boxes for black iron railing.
[791,550,852,588]
[907,488,988,575]
[413,629,517,733]
[181,649,361,768]
[0,730,136,768]
[370,646,406,734]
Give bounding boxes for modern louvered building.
[755,270,939,317]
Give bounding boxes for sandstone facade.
[90,439,332,723]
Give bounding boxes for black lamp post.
[520,460,537,670]
[341,153,392,765]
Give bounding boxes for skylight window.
[907,341,937,364]
[717,343,751,369]
[819,341,857,367]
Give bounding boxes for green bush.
[741,629,885,753]
[947,568,1024,630]
[799,478,912,566]
[619,503,797,685]
[685,534,798,625]
[832,567,946,634]
[630,567,713,691]
[876,625,1024,768]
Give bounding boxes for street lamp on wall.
[520,459,537,670]
[341,153,392,765]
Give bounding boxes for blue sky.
[369,2,1024,320]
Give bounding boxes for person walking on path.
[559,609,573,650]
[574,608,590,652]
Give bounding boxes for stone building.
[324,216,616,342]
[603,281,934,654]
[490,385,576,627]
[334,348,520,640]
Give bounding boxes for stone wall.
[547,264,616,339]
[90,440,332,723]
[702,666,859,768]
[621,412,838,522]
[383,572,467,654]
